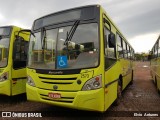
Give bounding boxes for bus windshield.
[0,38,10,67]
[0,27,10,36]
[0,27,10,67]
[28,23,99,70]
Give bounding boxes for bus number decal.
[81,73,89,78]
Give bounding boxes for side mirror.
[108,33,116,48]
[18,29,35,37]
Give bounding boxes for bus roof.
[34,4,99,22]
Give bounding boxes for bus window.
[117,34,123,58]
[128,46,131,59]
[104,27,115,58]
[158,40,160,57]
[126,44,130,59]
[122,40,127,58]
[13,36,28,69]
[0,38,9,67]
[130,49,132,59]
[154,43,158,58]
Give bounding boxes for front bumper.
[26,84,104,112]
[0,80,11,96]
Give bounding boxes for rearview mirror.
[108,33,116,48]
[0,35,2,40]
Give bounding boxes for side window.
[117,34,123,58]
[13,36,28,69]
[158,39,160,57]
[122,40,127,59]
[130,47,134,60]
[128,46,131,59]
[132,50,135,60]
[104,26,116,69]
[154,43,158,58]
[153,47,155,58]
[104,28,115,58]
[126,44,129,59]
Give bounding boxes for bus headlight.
[27,76,35,87]
[82,75,102,91]
[0,72,9,82]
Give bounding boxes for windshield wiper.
[41,27,46,50]
[41,27,46,62]
[64,20,80,46]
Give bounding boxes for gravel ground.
[0,61,160,120]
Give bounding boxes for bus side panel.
[120,59,132,90]
[11,68,26,95]
[157,76,160,91]
[104,62,121,110]
[0,79,11,96]
[152,59,157,82]
[150,54,160,92]
[157,59,160,91]
[150,60,153,79]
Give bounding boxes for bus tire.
[155,77,157,86]
[158,88,160,95]
[130,70,134,85]
[113,79,122,106]
[156,79,160,94]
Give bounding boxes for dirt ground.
[0,61,160,120]
[106,61,160,120]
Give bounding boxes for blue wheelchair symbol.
[57,56,68,68]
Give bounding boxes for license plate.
[48,93,61,99]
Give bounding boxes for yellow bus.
[0,26,30,96]
[26,5,134,112]
[150,35,160,94]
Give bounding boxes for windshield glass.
[28,23,99,70]
[0,38,10,67]
[0,27,11,35]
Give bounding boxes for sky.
[0,0,160,53]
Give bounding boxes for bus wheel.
[155,77,157,86]
[113,80,122,106]
[156,80,160,94]
[130,70,134,85]
[158,88,160,95]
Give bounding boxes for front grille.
[41,81,73,84]
[38,76,77,85]
[39,77,77,80]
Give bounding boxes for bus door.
[103,18,120,110]
[11,35,28,95]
